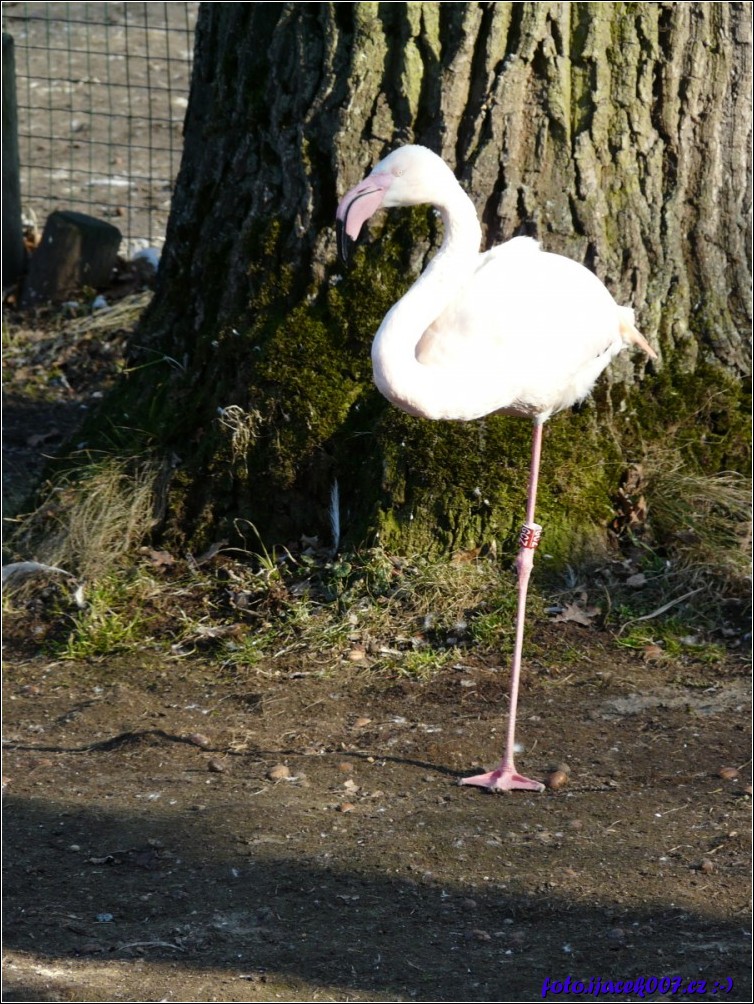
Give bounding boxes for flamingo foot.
[460,764,545,793]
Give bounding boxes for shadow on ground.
[3,653,751,1002]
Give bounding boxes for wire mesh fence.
[3,1,198,255]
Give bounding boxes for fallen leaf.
[142,548,176,569]
[551,602,599,626]
[642,644,664,661]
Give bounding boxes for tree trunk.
[102,1,751,557]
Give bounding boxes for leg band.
[519,522,543,550]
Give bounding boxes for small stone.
[266,764,291,781]
[186,733,211,748]
[460,898,478,911]
[545,770,568,790]
[208,759,226,773]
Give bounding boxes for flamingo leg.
[461,419,546,792]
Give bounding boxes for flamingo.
[336,145,657,792]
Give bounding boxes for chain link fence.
[3,1,198,255]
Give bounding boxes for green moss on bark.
[78,196,749,567]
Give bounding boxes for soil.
[2,4,751,1000]
[2,613,752,1002]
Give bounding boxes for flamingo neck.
[371,187,483,420]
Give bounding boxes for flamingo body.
[336,145,656,792]
[337,145,655,425]
[386,237,623,422]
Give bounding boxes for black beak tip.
[336,218,352,266]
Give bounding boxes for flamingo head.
[336,146,455,263]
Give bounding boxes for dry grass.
[7,458,160,582]
[4,442,748,669]
[642,450,751,591]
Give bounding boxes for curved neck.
[371,185,482,419]
[400,189,481,323]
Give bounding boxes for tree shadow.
[3,793,750,1002]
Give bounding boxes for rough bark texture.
[101,2,751,556]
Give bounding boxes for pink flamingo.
[336,145,656,792]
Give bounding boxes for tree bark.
[104,1,751,556]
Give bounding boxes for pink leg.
[461,420,546,793]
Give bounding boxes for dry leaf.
[142,548,176,569]
[551,603,598,626]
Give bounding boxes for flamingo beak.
[336,173,392,264]
[335,217,354,265]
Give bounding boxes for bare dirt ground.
[2,632,751,1002]
[2,4,752,1000]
